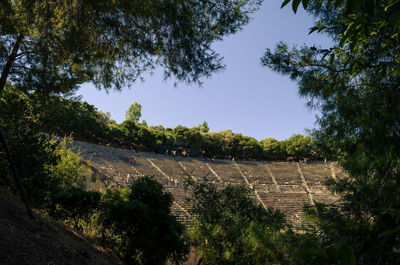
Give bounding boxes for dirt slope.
[0,189,120,265]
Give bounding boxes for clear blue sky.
[77,1,332,141]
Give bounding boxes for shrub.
[48,188,101,231]
[189,182,290,265]
[99,177,190,265]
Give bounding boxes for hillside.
[74,140,344,225]
[0,188,120,265]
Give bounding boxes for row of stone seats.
[207,161,244,184]
[299,163,331,186]
[267,162,304,185]
[236,162,276,185]
[74,141,343,226]
[180,160,221,182]
[311,193,340,205]
[257,191,310,224]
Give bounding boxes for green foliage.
[14,90,318,160]
[294,245,356,265]
[261,137,286,159]
[125,102,142,124]
[0,88,64,206]
[31,95,320,159]
[47,137,88,189]
[193,121,210,133]
[30,95,112,141]
[174,125,203,148]
[0,0,262,96]
[99,177,189,265]
[48,188,101,231]
[189,182,289,265]
[283,134,313,158]
[120,119,157,149]
[0,87,90,209]
[281,0,400,67]
[265,0,400,263]
[261,135,316,160]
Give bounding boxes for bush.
[99,177,190,265]
[48,188,101,231]
[189,181,290,265]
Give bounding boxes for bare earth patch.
[0,188,120,265]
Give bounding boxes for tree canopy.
[189,181,288,265]
[281,0,400,56]
[26,93,319,160]
[125,102,142,124]
[99,177,189,265]
[263,0,400,263]
[0,0,262,95]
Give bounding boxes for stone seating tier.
[299,163,331,186]
[73,141,345,226]
[236,162,275,185]
[267,162,303,185]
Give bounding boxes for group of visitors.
[164,149,186,157]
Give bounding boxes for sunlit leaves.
[125,102,142,124]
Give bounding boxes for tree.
[99,176,189,265]
[261,137,286,159]
[48,188,101,231]
[194,121,210,133]
[280,0,400,74]
[263,0,400,263]
[206,130,235,156]
[125,102,142,124]
[189,181,289,265]
[1,88,74,204]
[31,96,111,140]
[284,134,313,159]
[0,0,262,95]
[173,125,203,148]
[1,1,262,212]
[141,120,148,127]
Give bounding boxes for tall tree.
[263,0,400,263]
[125,102,142,124]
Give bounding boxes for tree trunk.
[0,34,23,92]
[0,34,33,219]
[0,128,34,219]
